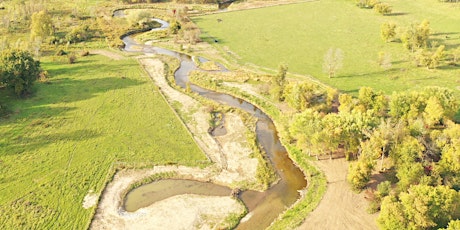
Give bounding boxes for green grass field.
[0,54,206,229]
[194,0,460,95]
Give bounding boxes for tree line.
[280,79,459,229]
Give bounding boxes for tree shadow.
[0,129,101,157]
[386,12,408,16]
[0,62,145,154]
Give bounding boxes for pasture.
[194,0,460,95]
[0,54,206,229]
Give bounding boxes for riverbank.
[90,57,261,229]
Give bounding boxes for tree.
[126,10,153,27]
[289,109,323,157]
[377,196,408,230]
[347,155,375,190]
[0,49,40,96]
[440,220,460,230]
[323,48,343,78]
[30,10,53,40]
[338,93,354,113]
[424,96,444,127]
[435,122,460,189]
[378,185,460,230]
[378,51,392,70]
[374,3,392,15]
[401,20,431,51]
[429,45,445,69]
[270,64,288,101]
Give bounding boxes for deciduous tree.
[0,49,40,96]
[323,48,343,78]
[30,10,53,40]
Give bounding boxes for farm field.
[194,0,460,95]
[0,54,206,229]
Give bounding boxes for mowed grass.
[194,0,460,95]
[0,54,206,229]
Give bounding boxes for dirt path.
[297,158,378,230]
[90,57,258,229]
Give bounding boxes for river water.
[120,16,307,229]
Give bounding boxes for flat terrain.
[195,0,460,95]
[298,158,378,230]
[0,53,206,229]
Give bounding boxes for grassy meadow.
[0,54,206,228]
[194,0,460,95]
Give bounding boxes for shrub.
[0,49,40,96]
[68,54,77,64]
[65,25,92,43]
[374,3,392,15]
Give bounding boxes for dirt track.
[298,158,378,230]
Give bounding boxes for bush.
[68,54,77,64]
[356,0,379,8]
[374,3,392,15]
[65,25,92,43]
[0,49,40,96]
[347,159,374,191]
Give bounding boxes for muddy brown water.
[121,17,307,229]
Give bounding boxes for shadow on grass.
[0,129,101,156]
[0,67,145,153]
[386,12,408,16]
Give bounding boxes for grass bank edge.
[188,72,327,228]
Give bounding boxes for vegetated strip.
[188,73,327,228]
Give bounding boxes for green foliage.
[126,10,153,27]
[65,24,92,43]
[195,1,460,95]
[269,64,287,101]
[0,49,40,96]
[0,55,206,229]
[289,109,323,156]
[169,20,181,35]
[283,81,326,112]
[435,122,460,190]
[414,45,445,69]
[30,10,53,40]
[423,96,444,127]
[347,157,375,190]
[389,87,458,122]
[378,185,460,230]
[374,3,392,15]
[401,20,431,51]
[377,181,392,198]
[338,93,354,113]
[380,22,396,42]
[357,86,387,116]
[440,220,460,230]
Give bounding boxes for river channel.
[120,16,307,229]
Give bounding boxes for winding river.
[121,17,307,229]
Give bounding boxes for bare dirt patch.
[297,158,378,230]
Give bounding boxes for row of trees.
[355,0,392,15]
[381,20,460,68]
